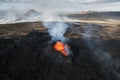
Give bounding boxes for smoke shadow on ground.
[0,30,120,80]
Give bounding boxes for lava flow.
[52,41,71,57]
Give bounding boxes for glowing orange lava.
[53,41,70,57]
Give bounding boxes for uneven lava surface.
[0,22,120,80]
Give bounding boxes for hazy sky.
[0,0,120,12]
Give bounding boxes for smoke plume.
[42,13,69,42]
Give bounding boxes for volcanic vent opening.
[51,40,73,57]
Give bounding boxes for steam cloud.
[42,13,69,41]
[43,22,68,41]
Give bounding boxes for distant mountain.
[24,9,40,17]
[21,9,41,21]
[0,9,42,24]
[67,11,120,20]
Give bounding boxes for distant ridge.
[67,11,120,20]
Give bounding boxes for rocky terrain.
[0,20,120,80]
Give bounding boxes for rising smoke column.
[42,13,69,42]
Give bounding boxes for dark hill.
[0,30,120,80]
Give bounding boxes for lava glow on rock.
[53,41,71,57]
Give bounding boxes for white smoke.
[44,22,68,41]
[42,13,69,41]
[0,10,20,24]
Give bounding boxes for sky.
[0,0,120,12]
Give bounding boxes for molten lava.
[53,41,70,57]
